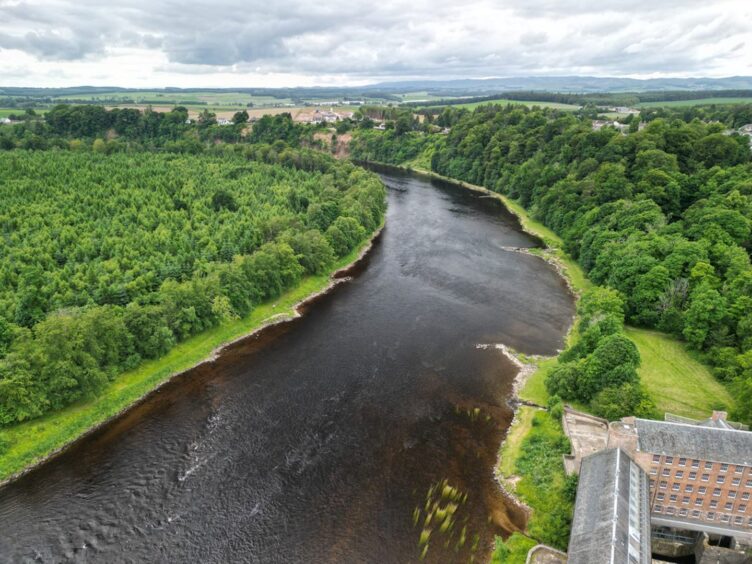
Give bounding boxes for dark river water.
[0,169,574,563]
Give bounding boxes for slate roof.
[635,419,752,465]
[568,448,651,564]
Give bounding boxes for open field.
[0,231,379,484]
[625,327,734,419]
[636,97,752,108]
[428,98,581,111]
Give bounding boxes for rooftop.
[635,418,752,465]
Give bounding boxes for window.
[735,465,744,474]
[685,485,694,493]
[735,516,744,525]
[689,472,697,480]
[713,488,722,497]
[710,500,719,509]
[682,496,690,505]
[695,498,704,506]
[662,468,671,476]
[655,505,663,513]
[707,511,716,519]
[692,459,700,468]
[721,514,730,522]
[670,494,678,502]
[672,483,680,491]
[679,508,688,517]
[725,502,733,511]
[679,457,687,467]
[717,476,726,484]
[739,504,747,512]
[699,487,707,495]
[653,454,661,463]
[660,481,668,490]
[666,507,676,515]
[666,456,674,464]
[705,462,714,470]
[746,480,752,487]
[702,474,710,482]
[729,491,737,499]
[650,467,658,475]
[721,463,729,472]
[733,478,741,486]
[691,510,700,518]
[657,493,665,501]
[742,493,750,501]
[675,471,684,479]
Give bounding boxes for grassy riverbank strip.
[0,224,383,485]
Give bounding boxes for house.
[216,118,232,126]
[0,117,11,125]
[592,119,630,133]
[568,448,652,564]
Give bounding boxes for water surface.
[0,170,575,563]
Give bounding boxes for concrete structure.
[561,407,609,475]
[608,413,752,542]
[568,448,651,564]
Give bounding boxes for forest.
[0,148,385,425]
[350,104,752,423]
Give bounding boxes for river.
[0,169,575,563]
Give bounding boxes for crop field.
[430,98,581,111]
[636,97,752,108]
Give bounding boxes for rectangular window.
[660,481,668,490]
[742,493,750,501]
[706,462,714,470]
[653,454,661,463]
[746,480,752,487]
[725,502,733,511]
[670,494,678,502]
[695,498,704,506]
[735,516,744,525]
[685,485,694,493]
[729,491,737,499]
[657,493,665,501]
[721,463,729,472]
[679,508,688,517]
[691,510,701,518]
[710,500,719,509]
[679,457,687,467]
[713,488,722,497]
[721,514,730,522]
[699,486,707,494]
[717,476,726,484]
[739,504,747,512]
[675,471,684,479]
[735,465,743,474]
[666,456,674,464]
[654,505,663,513]
[682,496,690,505]
[662,468,671,476]
[692,459,700,468]
[707,511,716,519]
[689,472,697,480]
[666,507,676,515]
[733,478,741,486]
[650,467,658,475]
[702,474,710,482]
[672,483,680,491]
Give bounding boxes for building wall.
[633,451,752,533]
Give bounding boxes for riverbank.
[0,223,384,486]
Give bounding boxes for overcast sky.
[1,0,751,87]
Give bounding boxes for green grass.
[625,327,734,419]
[636,97,752,108]
[428,99,580,111]
[491,532,537,563]
[499,406,537,477]
[0,236,378,483]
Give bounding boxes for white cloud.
[0,0,750,86]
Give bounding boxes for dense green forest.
[0,149,385,425]
[351,105,752,423]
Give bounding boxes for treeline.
[350,104,752,423]
[0,149,385,425]
[0,104,307,153]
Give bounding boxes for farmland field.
[428,98,581,111]
[636,97,752,108]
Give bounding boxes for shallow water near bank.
[0,170,574,563]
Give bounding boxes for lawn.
[625,326,734,419]
[636,97,752,108]
[498,406,537,477]
[0,234,379,483]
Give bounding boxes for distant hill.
[366,76,752,94]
